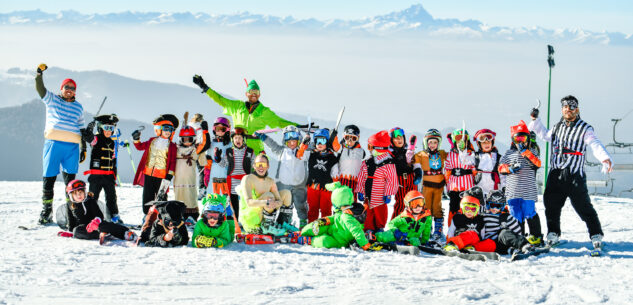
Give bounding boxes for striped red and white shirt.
[444,150,475,192]
[355,153,399,208]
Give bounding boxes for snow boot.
[591,234,603,249]
[526,235,543,246]
[521,243,535,254]
[546,232,560,246]
[277,203,294,226]
[38,200,53,225]
[261,209,286,236]
[124,230,138,242]
[86,217,102,233]
[443,242,459,252]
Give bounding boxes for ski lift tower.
[606,110,633,196]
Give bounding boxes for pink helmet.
[213,117,231,128]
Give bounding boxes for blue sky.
[1,0,632,33]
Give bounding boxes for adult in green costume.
[192,75,297,154]
[300,182,372,250]
[375,190,433,246]
[192,194,234,248]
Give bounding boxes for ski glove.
[413,168,422,185]
[131,129,141,141]
[213,147,222,162]
[79,140,87,163]
[302,134,311,145]
[192,75,209,93]
[122,141,130,148]
[509,162,522,174]
[81,127,94,143]
[357,193,365,202]
[37,63,47,74]
[315,217,330,227]
[200,121,209,131]
[393,229,408,242]
[530,108,539,119]
[383,196,391,204]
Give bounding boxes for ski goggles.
[181,137,194,143]
[283,131,300,141]
[513,134,528,143]
[487,201,506,211]
[476,133,494,142]
[154,125,175,132]
[204,211,221,221]
[407,198,425,210]
[100,124,116,132]
[247,89,260,95]
[214,126,227,132]
[63,85,76,91]
[453,134,466,142]
[315,137,327,145]
[561,99,578,110]
[391,128,405,139]
[344,135,359,142]
[254,161,268,168]
[461,203,479,213]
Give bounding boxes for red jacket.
[133,137,177,186]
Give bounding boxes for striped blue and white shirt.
[42,90,84,135]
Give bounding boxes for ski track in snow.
[2,181,633,304]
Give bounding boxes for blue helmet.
[313,128,330,140]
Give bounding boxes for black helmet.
[343,125,360,137]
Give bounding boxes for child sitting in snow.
[143,200,189,247]
[192,194,234,248]
[64,180,137,242]
[374,190,432,247]
[443,188,495,253]
[482,190,534,255]
[298,182,379,251]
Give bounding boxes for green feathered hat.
[246,80,260,92]
[325,182,354,208]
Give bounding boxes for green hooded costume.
[300,182,370,249]
[192,194,235,248]
[375,209,432,246]
[205,80,297,154]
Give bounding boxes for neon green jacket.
[205,88,297,154]
[191,219,233,248]
[301,212,369,249]
[376,211,432,246]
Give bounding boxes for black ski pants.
[88,174,118,215]
[73,221,128,240]
[495,229,528,254]
[142,175,163,214]
[43,172,75,203]
[544,169,603,238]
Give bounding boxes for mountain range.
[1,4,631,46]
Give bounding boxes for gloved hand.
[165,175,173,182]
[122,141,130,148]
[530,108,539,119]
[214,147,222,161]
[200,121,209,131]
[86,217,102,233]
[383,196,391,204]
[406,149,414,163]
[252,131,267,141]
[413,168,422,185]
[86,121,96,133]
[301,134,311,145]
[516,142,526,152]
[192,75,209,93]
[357,193,365,202]
[37,63,48,74]
[474,172,482,184]
[172,229,183,245]
[509,162,522,174]
[393,229,408,242]
[80,148,87,163]
[81,127,94,143]
[131,129,141,141]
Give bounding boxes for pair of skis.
[235,232,301,245]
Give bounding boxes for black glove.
[132,129,141,141]
[214,147,222,162]
[409,135,417,147]
[80,148,87,163]
[530,108,539,119]
[171,230,183,245]
[122,141,130,148]
[413,168,422,185]
[37,63,47,74]
[200,121,209,131]
[86,121,95,133]
[330,129,338,140]
[165,174,173,181]
[81,127,94,143]
[302,134,311,145]
[474,172,482,184]
[192,75,209,93]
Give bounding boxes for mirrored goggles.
[155,125,175,132]
[204,212,221,220]
[408,198,425,209]
[284,131,300,141]
[462,204,479,213]
[254,161,268,168]
[513,134,528,143]
[315,137,327,145]
[391,128,405,138]
[487,202,506,210]
[100,124,116,132]
[477,133,494,142]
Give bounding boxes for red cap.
[368,130,391,152]
[510,120,530,137]
[61,79,77,90]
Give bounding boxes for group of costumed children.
[67,106,544,255]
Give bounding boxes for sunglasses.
[477,133,494,142]
[462,204,479,213]
[100,124,116,132]
[204,212,221,220]
[254,161,268,168]
[315,137,327,145]
[344,135,359,142]
[63,85,76,91]
[247,89,260,95]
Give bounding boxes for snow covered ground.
[2,181,633,304]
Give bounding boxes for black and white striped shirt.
[483,213,522,240]
[500,147,539,201]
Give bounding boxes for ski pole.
[125,139,137,175]
[544,45,555,192]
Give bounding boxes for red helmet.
[510,120,530,137]
[231,127,247,139]
[474,128,496,151]
[179,126,196,137]
[368,130,391,152]
[66,179,86,195]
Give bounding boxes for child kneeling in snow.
[192,194,233,248]
[482,190,534,255]
[143,200,189,247]
[65,180,137,242]
[443,188,495,252]
[299,182,381,251]
[374,190,432,247]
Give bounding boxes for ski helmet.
[460,195,481,217]
[95,114,119,134]
[423,129,442,151]
[314,128,330,141]
[510,120,530,145]
[403,190,425,213]
[485,190,507,212]
[343,125,360,138]
[325,182,354,209]
[449,128,472,151]
[213,117,231,136]
[368,130,391,152]
[346,202,368,224]
[66,179,86,203]
[201,194,227,228]
[153,114,179,139]
[282,125,301,144]
[230,127,247,139]
[474,128,496,151]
